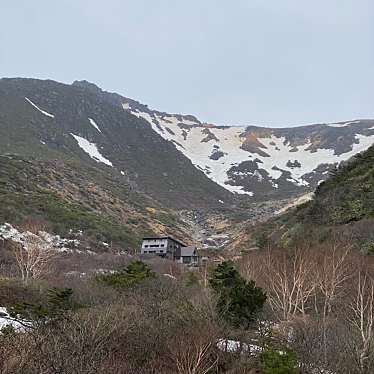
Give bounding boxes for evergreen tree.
[8,287,75,327]
[209,261,266,329]
[96,260,155,289]
[125,260,154,282]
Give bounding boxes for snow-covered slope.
[124,102,374,198]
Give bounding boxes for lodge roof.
[176,246,198,257]
[142,235,187,248]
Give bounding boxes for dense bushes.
[0,259,275,373]
[6,246,374,372]
[0,272,226,374]
[303,145,374,225]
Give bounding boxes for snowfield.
[0,223,80,253]
[127,106,374,196]
[70,134,113,166]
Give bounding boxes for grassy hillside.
[0,155,192,252]
[300,145,374,224]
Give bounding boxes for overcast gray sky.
[1,0,373,127]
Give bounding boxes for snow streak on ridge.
[25,97,55,118]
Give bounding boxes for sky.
[1,0,373,127]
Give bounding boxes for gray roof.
[178,246,198,257]
[142,235,187,247]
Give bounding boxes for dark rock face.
[286,160,302,168]
[201,128,219,143]
[210,149,226,160]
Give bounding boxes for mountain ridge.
[1,77,374,203]
[0,77,234,209]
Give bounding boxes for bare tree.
[262,248,317,321]
[10,223,57,284]
[167,326,218,374]
[347,271,374,373]
[315,241,353,366]
[316,241,352,315]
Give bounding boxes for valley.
[1,77,373,257]
[1,77,374,373]
[2,0,373,371]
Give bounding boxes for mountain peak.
[72,80,103,94]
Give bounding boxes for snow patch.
[217,339,261,354]
[88,118,102,133]
[70,134,113,166]
[25,97,54,118]
[328,120,361,128]
[163,273,177,280]
[0,223,80,253]
[0,307,26,332]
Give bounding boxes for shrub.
[260,348,298,374]
[209,261,266,329]
[361,240,374,255]
[255,231,270,249]
[96,260,155,289]
[8,287,75,326]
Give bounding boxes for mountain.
[0,78,234,210]
[241,144,374,254]
[0,153,196,252]
[295,144,374,225]
[1,77,229,252]
[2,78,373,205]
[1,77,374,253]
[119,95,374,199]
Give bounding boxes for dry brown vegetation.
[240,238,374,373]
[2,224,374,373]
